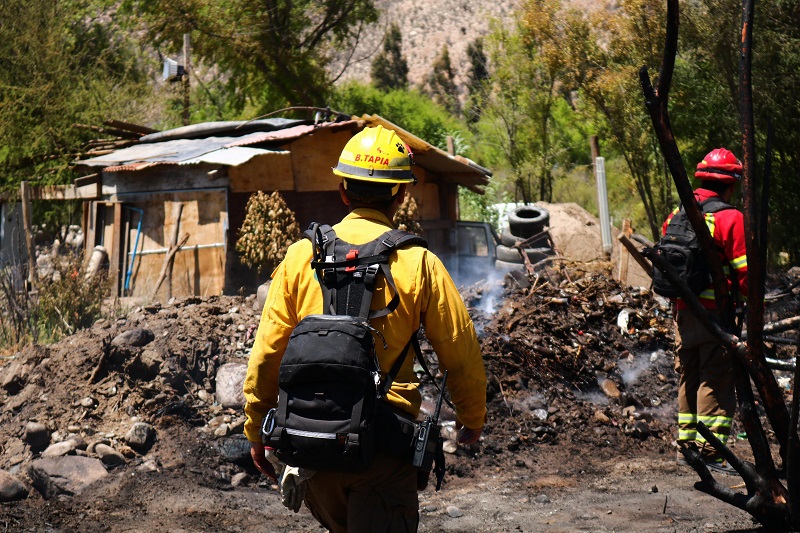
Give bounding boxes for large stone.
[215,435,252,468]
[254,282,271,313]
[1,360,29,395]
[111,328,155,348]
[28,456,108,499]
[125,422,156,452]
[23,422,50,452]
[41,440,77,458]
[599,378,621,399]
[94,444,126,466]
[216,363,247,409]
[0,470,28,502]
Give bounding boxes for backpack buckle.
[364,264,380,285]
[345,249,358,272]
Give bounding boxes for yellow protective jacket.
[243,208,487,443]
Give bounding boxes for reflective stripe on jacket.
[243,208,488,442]
[661,188,748,309]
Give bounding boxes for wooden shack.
[71,115,491,300]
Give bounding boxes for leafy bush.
[393,193,423,236]
[0,251,114,350]
[236,191,301,275]
[36,253,113,343]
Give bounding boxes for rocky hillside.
[335,0,517,90]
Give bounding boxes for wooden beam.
[618,234,653,278]
[20,181,37,288]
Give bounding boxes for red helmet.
[695,147,742,183]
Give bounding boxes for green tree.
[371,23,408,91]
[330,82,464,151]
[124,0,379,111]
[550,0,673,239]
[464,37,490,123]
[425,45,460,116]
[0,0,152,190]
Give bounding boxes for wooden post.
[20,181,37,289]
[590,135,601,174]
[110,203,123,296]
[166,203,184,300]
[618,219,632,284]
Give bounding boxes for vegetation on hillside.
[1,0,799,276]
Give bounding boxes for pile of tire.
[495,205,554,273]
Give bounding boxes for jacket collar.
[345,208,395,228]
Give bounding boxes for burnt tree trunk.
[638,0,799,528]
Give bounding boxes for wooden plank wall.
[99,188,228,300]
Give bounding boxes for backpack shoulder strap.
[364,230,427,320]
[303,223,337,314]
[699,197,734,214]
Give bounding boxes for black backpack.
[652,198,733,298]
[261,223,427,472]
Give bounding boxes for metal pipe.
[595,157,612,255]
[128,242,224,256]
[123,206,144,292]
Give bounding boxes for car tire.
[500,230,549,249]
[496,244,554,263]
[508,206,550,238]
[494,259,524,272]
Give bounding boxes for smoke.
[574,389,610,406]
[619,349,668,386]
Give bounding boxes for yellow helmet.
[333,126,416,184]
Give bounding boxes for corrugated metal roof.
[74,115,491,192]
[78,132,286,169]
[138,118,307,143]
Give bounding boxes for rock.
[68,436,88,451]
[216,363,248,409]
[650,485,658,493]
[622,405,637,418]
[111,328,155,348]
[442,440,458,454]
[535,494,551,504]
[228,417,246,435]
[125,422,156,453]
[28,456,108,499]
[23,422,50,452]
[127,350,163,381]
[254,282,271,312]
[1,360,29,395]
[197,389,212,404]
[41,441,77,458]
[94,443,126,466]
[632,420,651,439]
[214,424,230,437]
[599,378,621,399]
[446,505,464,518]
[593,410,610,424]
[231,472,249,487]
[79,397,96,408]
[137,459,160,472]
[215,435,252,467]
[0,470,28,502]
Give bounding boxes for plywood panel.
[119,189,227,299]
[228,152,294,193]
[411,183,440,221]
[292,130,351,192]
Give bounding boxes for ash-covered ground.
[1,260,797,532]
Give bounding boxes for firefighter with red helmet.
[663,147,748,474]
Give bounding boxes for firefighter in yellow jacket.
[243,126,487,531]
